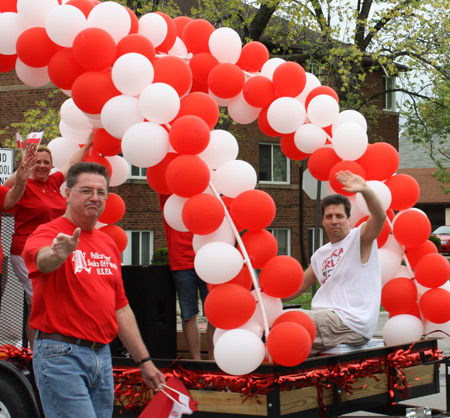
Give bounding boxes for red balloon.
[169,115,210,155]
[174,16,192,37]
[116,34,156,62]
[393,209,431,248]
[236,41,269,72]
[48,48,85,90]
[124,6,139,34]
[231,190,276,231]
[243,76,276,108]
[240,229,278,269]
[208,63,245,99]
[259,255,303,298]
[176,92,219,130]
[258,107,282,138]
[99,224,128,253]
[385,174,420,211]
[0,0,17,12]
[204,284,256,329]
[83,153,113,176]
[154,12,177,52]
[66,0,95,17]
[272,311,316,342]
[381,277,417,316]
[16,27,60,68]
[0,54,17,73]
[93,128,122,157]
[153,56,192,97]
[359,142,399,181]
[305,86,339,109]
[182,19,214,54]
[328,161,366,196]
[165,155,210,198]
[146,152,178,194]
[182,193,224,235]
[420,288,450,324]
[189,52,218,85]
[414,253,450,288]
[208,264,253,292]
[72,70,120,115]
[98,192,126,224]
[405,240,438,270]
[72,27,117,71]
[308,147,341,181]
[272,62,306,97]
[280,133,310,161]
[190,79,209,94]
[266,322,311,366]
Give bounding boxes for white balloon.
[382,314,423,345]
[214,329,265,375]
[0,12,27,55]
[307,94,340,128]
[378,247,403,285]
[138,13,167,48]
[60,98,92,130]
[197,130,239,170]
[382,234,403,254]
[348,194,366,228]
[213,320,264,345]
[227,92,261,124]
[332,109,367,133]
[250,291,283,327]
[424,320,450,339]
[356,181,392,214]
[17,0,59,27]
[193,218,236,253]
[112,53,154,96]
[87,1,131,43]
[122,122,169,168]
[267,97,307,134]
[101,95,144,139]
[260,58,285,80]
[138,83,180,124]
[45,5,87,47]
[294,123,327,154]
[208,90,235,107]
[47,137,81,169]
[213,160,257,198]
[163,194,189,232]
[106,155,129,187]
[297,72,321,103]
[194,242,243,284]
[168,37,188,57]
[209,27,242,64]
[15,59,50,87]
[332,122,368,160]
[58,120,91,144]
[393,265,412,279]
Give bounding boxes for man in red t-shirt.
[23,162,165,418]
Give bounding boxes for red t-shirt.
[0,185,9,274]
[158,194,195,271]
[10,171,66,255]
[23,216,129,344]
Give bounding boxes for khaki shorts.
[300,309,369,355]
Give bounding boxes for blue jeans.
[172,269,208,321]
[33,338,114,418]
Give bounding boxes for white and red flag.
[16,132,25,149]
[139,377,197,418]
[26,131,43,146]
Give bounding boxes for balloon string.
[385,217,414,278]
[208,181,272,348]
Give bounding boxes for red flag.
[139,377,197,418]
[16,132,25,149]
[26,131,43,146]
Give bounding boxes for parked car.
[431,225,450,253]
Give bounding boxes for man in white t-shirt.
[286,170,386,354]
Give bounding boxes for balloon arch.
[1,0,449,375]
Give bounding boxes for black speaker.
[111,265,177,359]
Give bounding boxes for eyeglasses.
[70,187,108,199]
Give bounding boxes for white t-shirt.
[310,225,381,339]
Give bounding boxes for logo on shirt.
[72,250,92,274]
[320,247,343,284]
[71,250,118,276]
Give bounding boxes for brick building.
[0,61,399,267]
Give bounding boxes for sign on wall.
[0,149,13,185]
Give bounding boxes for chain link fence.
[0,213,26,348]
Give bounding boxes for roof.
[397,168,449,204]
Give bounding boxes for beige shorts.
[300,309,369,355]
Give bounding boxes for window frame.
[128,164,147,180]
[383,76,396,111]
[259,142,291,185]
[267,227,291,256]
[122,229,154,266]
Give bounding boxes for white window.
[384,76,396,111]
[308,227,323,257]
[259,143,290,184]
[122,230,154,265]
[267,227,291,256]
[129,165,146,179]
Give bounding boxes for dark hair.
[321,194,351,218]
[66,162,110,189]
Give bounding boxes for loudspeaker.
[111,265,177,359]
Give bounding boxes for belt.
[36,331,106,351]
